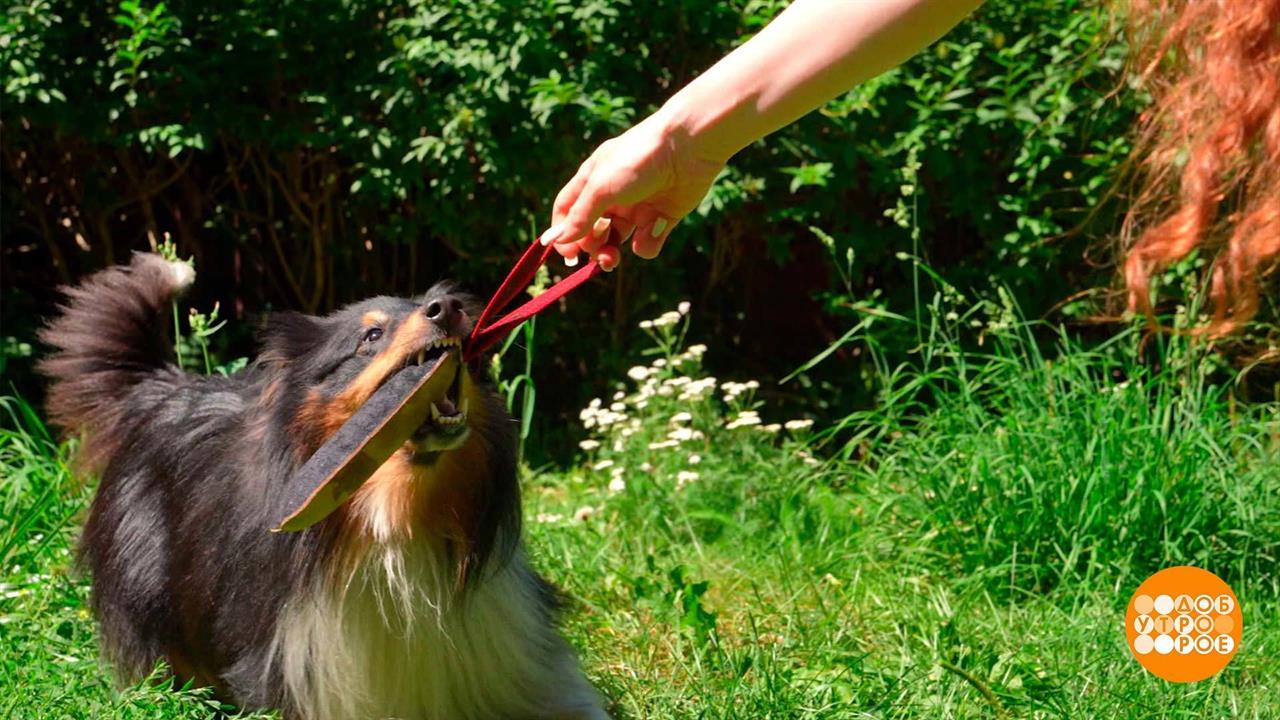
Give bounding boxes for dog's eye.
[362,327,384,344]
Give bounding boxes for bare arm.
[667,0,985,164]
[541,0,984,266]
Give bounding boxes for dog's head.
[262,282,492,459]
[260,283,518,580]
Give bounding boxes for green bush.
[2,0,1139,453]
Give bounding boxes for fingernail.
[600,258,616,272]
[651,218,668,237]
[539,223,564,246]
[564,254,579,267]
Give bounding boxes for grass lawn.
[3,308,1278,718]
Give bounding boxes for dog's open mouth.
[403,336,470,459]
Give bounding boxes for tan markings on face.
[361,310,389,328]
[335,310,429,412]
[288,311,431,457]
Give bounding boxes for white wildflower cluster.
[720,379,759,404]
[579,397,628,430]
[637,300,693,331]
[638,311,682,330]
[572,303,821,499]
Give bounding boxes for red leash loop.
[464,234,616,361]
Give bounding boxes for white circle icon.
[1154,594,1175,615]
[1154,634,1174,654]
[1133,634,1154,655]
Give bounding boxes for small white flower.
[668,427,696,442]
[573,505,595,522]
[745,380,760,390]
[535,513,563,524]
[578,439,600,451]
[610,402,626,412]
[670,412,693,424]
[759,423,782,434]
[784,419,814,431]
[639,319,654,329]
[652,311,681,327]
[648,440,679,450]
[592,459,614,471]
[613,390,626,400]
[608,477,626,494]
[640,462,653,472]
[627,366,650,381]
[652,358,667,368]
[687,454,701,465]
[687,344,707,357]
[725,411,762,429]
[677,301,691,315]
[589,398,602,409]
[610,465,626,477]
[676,470,700,488]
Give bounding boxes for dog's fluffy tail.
[39,253,195,467]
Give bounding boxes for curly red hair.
[1124,0,1280,335]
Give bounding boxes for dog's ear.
[259,311,325,366]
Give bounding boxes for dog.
[40,253,608,720]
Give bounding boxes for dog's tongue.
[273,352,459,532]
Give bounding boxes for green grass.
[3,306,1278,719]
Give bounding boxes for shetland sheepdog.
[40,253,608,720]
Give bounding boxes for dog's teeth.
[417,350,425,365]
[460,398,469,416]
[430,402,441,420]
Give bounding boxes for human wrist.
[655,80,754,167]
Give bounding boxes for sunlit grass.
[2,301,1278,718]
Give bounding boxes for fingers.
[595,244,622,272]
[541,175,610,252]
[583,217,633,257]
[550,159,593,226]
[631,215,677,259]
[555,216,613,265]
[540,161,594,250]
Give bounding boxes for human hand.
[538,110,725,271]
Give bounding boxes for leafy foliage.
[2,0,1143,452]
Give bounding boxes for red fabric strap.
[464,236,611,361]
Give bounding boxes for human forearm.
[660,0,984,163]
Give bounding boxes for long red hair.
[1124,0,1280,335]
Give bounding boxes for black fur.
[39,254,526,710]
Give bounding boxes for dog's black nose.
[424,296,465,335]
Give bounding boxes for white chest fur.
[268,542,606,720]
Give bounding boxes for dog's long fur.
[40,253,607,720]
